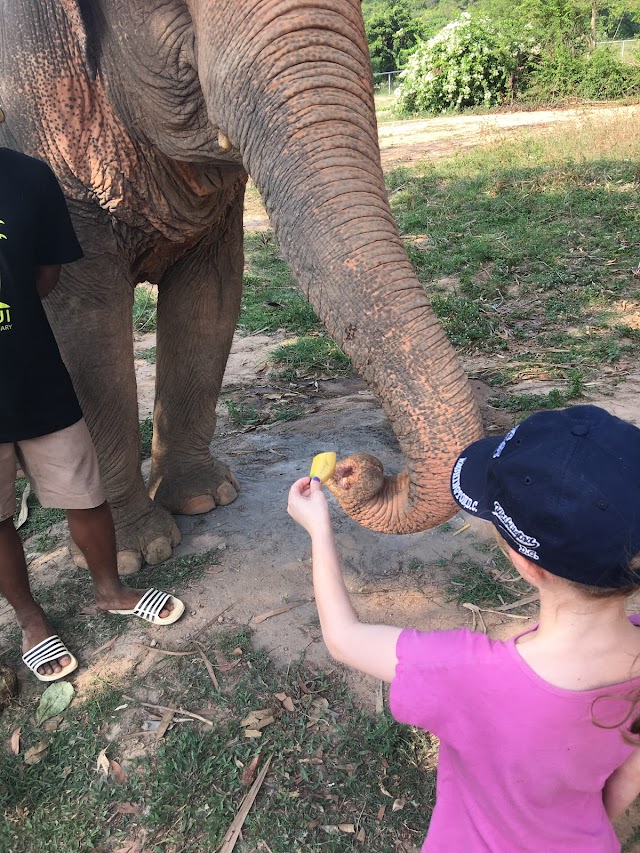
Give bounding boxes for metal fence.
[373,70,404,95]
[596,39,640,64]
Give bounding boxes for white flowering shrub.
[395,14,531,115]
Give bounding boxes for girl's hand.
[287,477,331,536]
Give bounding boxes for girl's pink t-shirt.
[390,617,640,852]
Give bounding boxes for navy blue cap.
[450,405,640,588]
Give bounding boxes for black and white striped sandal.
[107,588,185,625]
[22,635,78,683]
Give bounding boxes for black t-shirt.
[0,148,84,442]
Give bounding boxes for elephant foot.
[148,457,239,517]
[70,497,182,576]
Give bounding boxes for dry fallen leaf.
[306,697,329,727]
[377,804,386,822]
[42,716,62,732]
[10,727,20,756]
[96,747,110,776]
[110,759,126,784]
[115,803,142,815]
[24,740,48,765]
[392,798,406,812]
[240,709,273,728]
[241,753,261,787]
[338,824,355,833]
[251,602,307,624]
[61,765,72,779]
[356,828,366,843]
[244,729,262,738]
[275,693,295,712]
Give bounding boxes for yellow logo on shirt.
[0,301,11,330]
[0,220,6,240]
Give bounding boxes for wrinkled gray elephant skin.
[0,1,482,572]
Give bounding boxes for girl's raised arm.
[288,478,402,683]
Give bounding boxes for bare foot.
[95,588,174,620]
[20,608,73,677]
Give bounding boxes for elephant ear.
[58,0,99,81]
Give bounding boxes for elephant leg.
[148,196,244,514]
[45,225,181,574]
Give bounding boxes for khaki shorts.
[0,419,106,522]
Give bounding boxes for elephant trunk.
[194,0,483,532]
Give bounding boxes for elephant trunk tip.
[326,452,458,535]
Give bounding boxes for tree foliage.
[395,14,537,113]
[364,1,426,72]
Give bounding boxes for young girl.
[287,404,640,851]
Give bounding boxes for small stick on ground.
[218,755,273,852]
[122,696,214,728]
[155,708,175,741]
[462,603,487,633]
[375,680,384,715]
[191,604,235,642]
[134,644,195,657]
[88,636,120,658]
[196,642,220,691]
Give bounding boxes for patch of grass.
[225,400,262,427]
[139,417,153,459]
[0,685,129,853]
[135,629,435,851]
[387,113,640,389]
[224,399,308,428]
[241,232,319,334]
[270,335,352,381]
[446,552,529,608]
[407,558,425,572]
[134,548,220,590]
[430,293,503,350]
[0,630,437,852]
[136,346,156,363]
[32,533,63,553]
[493,370,586,418]
[14,479,65,541]
[269,403,307,423]
[133,285,157,333]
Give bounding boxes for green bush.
[365,1,425,73]
[525,46,640,100]
[395,14,535,114]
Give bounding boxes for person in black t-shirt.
[0,149,185,682]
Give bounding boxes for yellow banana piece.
[309,452,337,483]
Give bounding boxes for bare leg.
[0,518,71,676]
[45,216,180,573]
[67,502,173,616]
[0,510,174,677]
[149,193,245,513]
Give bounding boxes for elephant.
[0,0,483,573]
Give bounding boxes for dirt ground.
[7,102,640,847]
